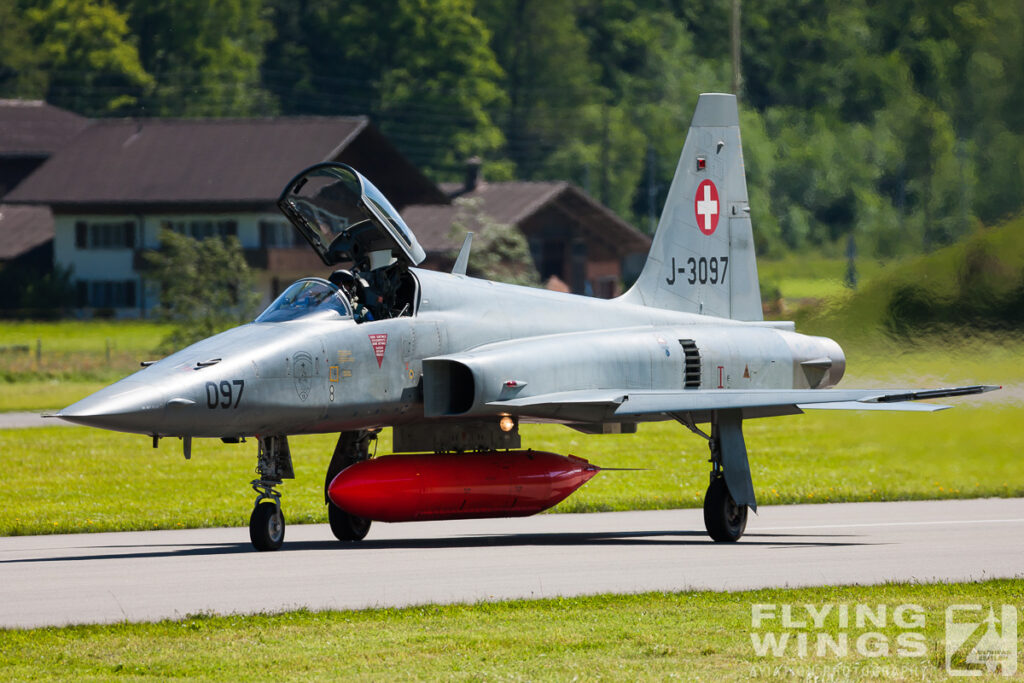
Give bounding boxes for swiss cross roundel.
[694,179,720,236]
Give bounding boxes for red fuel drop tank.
[327,450,600,522]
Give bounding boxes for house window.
[259,219,297,247]
[75,280,137,308]
[160,219,238,240]
[75,221,136,249]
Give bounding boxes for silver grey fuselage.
[63,267,845,439]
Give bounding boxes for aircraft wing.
[489,385,999,422]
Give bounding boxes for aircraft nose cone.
[58,380,167,434]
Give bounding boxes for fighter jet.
[56,93,997,550]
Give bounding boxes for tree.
[0,0,47,99]
[264,0,507,178]
[24,0,153,114]
[143,231,260,350]
[118,0,276,116]
[476,0,599,179]
[446,197,540,287]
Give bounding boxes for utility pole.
[731,0,743,100]
[646,146,658,235]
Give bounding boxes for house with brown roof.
[4,106,650,316]
[0,100,88,311]
[0,99,89,197]
[6,116,445,314]
[404,172,650,298]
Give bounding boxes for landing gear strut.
[680,410,753,543]
[249,435,294,551]
[324,430,376,542]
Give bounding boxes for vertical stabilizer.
[621,93,762,320]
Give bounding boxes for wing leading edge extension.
[489,385,1000,422]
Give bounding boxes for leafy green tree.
[143,230,260,350]
[373,0,508,177]
[118,0,275,116]
[960,0,1024,225]
[447,197,540,287]
[532,0,724,222]
[265,0,507,178]
[475,0,599,179]
[0,0,47,98]
[23,0,153,114]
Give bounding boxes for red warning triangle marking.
[368,333,388,368]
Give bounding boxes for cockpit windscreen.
[255,278,352,323]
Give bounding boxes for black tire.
[328,503,371,542]
[703,475,747,542]
[250,503,285,551]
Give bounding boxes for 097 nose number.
[206,380,244,409]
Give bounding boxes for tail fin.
[621,93,762,321]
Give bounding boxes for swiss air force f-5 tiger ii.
[56,93,998,550]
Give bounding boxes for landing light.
[499,416,516,432]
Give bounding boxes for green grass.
[0,379,112,412]
[0,320,171,354]
[2,401,1021,536]
[2,580,1020,680]
[796,216,1024,343]
[757,254,887,307]
[0,320,173,392]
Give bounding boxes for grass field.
[757,254,887,309]
[0,320,171,354]
[2,401,1021,537]
[0,379,112,412]
[0,321,173,398]
[1,579,1020,680]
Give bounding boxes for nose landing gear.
[249,436,294,551]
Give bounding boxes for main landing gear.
[249,435,294,551]
[704,471,747,543]
[324,430,376,542]
[681,410,755,543]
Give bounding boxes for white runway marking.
[758,517,1024,531]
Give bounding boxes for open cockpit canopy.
[277,163,425,271]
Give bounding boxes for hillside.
[796,215,1024,344]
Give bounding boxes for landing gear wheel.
[703,476,747,542]
[328,504,371,542]
[250,503,285,551]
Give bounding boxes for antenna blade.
[452,232,473,275]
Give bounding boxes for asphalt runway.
[2,497,1022,629]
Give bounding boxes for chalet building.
[0,99,89,197]
[6,116,444,314]
[405,174,650,298]
[0,101,88,304]
[3,103,650,317]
